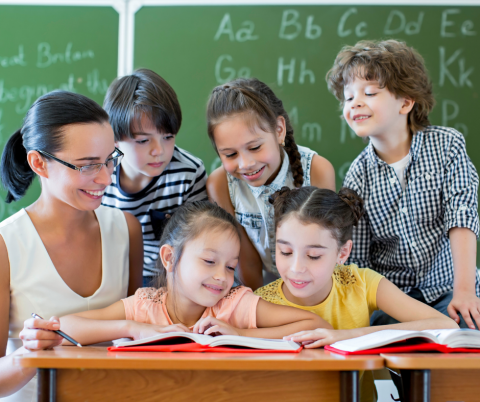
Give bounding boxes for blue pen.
[31,313,82,348]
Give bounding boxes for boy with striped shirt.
[102,69,207,286]
[327,40,480,329]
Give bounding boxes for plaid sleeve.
[185,161,208,202]
[343,162,372,268]
[443,131,479,238]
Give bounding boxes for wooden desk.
[14,346,383,402]
[382,353,480,402]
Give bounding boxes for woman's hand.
[284,328,354,349]
[19,316,63,351]
[127,321,191,340]
[193,317,241,336]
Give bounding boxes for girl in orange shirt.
[59,201,329,343]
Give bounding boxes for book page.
[329,330,437,352]
[116,332,213,347]
[422,329,460,345]
[209,335,300,350]
[424,329,480,348]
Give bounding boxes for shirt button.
[411,241,417,248]
[425,174,431,180]
[402,207,408,214]
[390,178,396,184]
[459,205,468,211]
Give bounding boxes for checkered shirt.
[343,126,480,303]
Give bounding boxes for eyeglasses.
[37,148,124,176]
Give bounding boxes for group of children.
[2,39,479,401]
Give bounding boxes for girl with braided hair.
[254,186,457,401]
[206,78,335,290]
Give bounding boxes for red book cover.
[325,343,480,355]
[108,344,303,353]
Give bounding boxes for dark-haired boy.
[328,40,480,329]
[102,69,207,286]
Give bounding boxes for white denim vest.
[227,146,316,276]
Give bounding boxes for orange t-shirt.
[122,286,260,329]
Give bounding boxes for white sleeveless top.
[227,145,316,276]
[0,205,129,402]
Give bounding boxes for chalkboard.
[134,5,479,188]
[0,5,119,221]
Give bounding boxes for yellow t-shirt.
[254,263,383,330]
[254,264,384,402]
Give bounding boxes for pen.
[31,313,82,348]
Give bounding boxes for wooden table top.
[382,353,480,370]
[14,346,384,371]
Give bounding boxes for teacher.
[0,91,143,399]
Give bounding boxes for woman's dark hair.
[207,78,304,187]
[0,90,109,203]
[103,68,182,141]
[155,201,240,289]
[269,186,364,247]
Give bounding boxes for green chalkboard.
[0,5,118,221]
[134,5,479,185]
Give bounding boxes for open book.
[325,329,480,355]
[108,332,302,353]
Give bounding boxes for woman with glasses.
[0,90,143,399]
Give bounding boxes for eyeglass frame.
[36,147,124,175]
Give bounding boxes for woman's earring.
[281,141,285,146]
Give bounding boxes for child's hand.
[193,317,241,336]
[283,328,353,348]
[447,291,480,329]
[20,316,63,351]
[128,322,191,340]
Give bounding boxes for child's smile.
[202,282,225,295]
[288,279,311,289]
[240,165,266,182]
[343,77,408,140]
[276,215,346,307]
[214,114,285,187]
[165,227,239,323]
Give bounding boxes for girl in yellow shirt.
[255,186,458,344]
[255,186,458,401]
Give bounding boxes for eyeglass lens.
[80,155,122,176]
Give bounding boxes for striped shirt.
[102,146,208,276]
[343,126,480,303]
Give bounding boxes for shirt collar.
[249,149,290,198]
[366,131,423,167]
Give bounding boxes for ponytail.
[338,187,364,226]
[0,90,109,203]
[283,130,303,187]
[0,129,35,203]
[270,186,365,247]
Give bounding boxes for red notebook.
[325,329,480,355]
[108,332,303,353]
